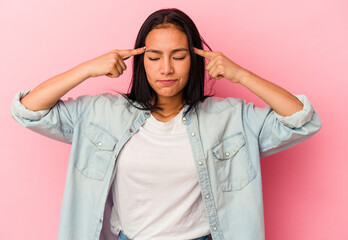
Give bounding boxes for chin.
[156,91,183,98]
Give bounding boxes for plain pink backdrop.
[1,0,347,239]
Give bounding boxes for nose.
[160,58,174,75]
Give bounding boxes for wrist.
[232,68,251,85]
[74,63,92,79]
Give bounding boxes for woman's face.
[144,25,191,102]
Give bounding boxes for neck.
[151,95,185,122]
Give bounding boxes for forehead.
[145,26,189,50]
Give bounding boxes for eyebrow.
[145,48,189,54]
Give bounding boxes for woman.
[11,8,321,240]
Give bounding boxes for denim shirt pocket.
[75,123,118,181]
[212,132,256,191]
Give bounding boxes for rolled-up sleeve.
[10,90,91,144]
[11,90,51,121]
[274,95,314,129]
[243,94,322,158]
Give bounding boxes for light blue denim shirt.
[11,90,321,240]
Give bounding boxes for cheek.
[144,60,155,79]
[181,59,191,77]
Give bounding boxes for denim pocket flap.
[212,133,246,160]
[85,124,117,151]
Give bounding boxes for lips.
[158,79,177,85]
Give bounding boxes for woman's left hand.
[195,48,304,116]
[194,47,247,83]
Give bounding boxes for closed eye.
[148,57,186,61]
[173,57,186,60]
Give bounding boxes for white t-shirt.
[110,109,210,240]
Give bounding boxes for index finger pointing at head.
[194,47,214,60]
[129,47,146,57]
[120,47,146,60]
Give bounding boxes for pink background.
[1,0,347,239]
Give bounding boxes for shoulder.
[70,93,132,109]
[74,93,127,103]
[62,93,138,120]
[197,96,245,114]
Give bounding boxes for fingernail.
[143,46,146,50]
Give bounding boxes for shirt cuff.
[274,95,314,129]
[11,90,50,120]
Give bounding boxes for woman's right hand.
[79,47,145,78]
[20,47,145,111]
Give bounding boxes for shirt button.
[191,132,195,137]
[198,161,203,166]
[182,117,187,121]
[205,194,210,199]
[145,112,150,116]
[99,219,103,223]
[129,129,133,133]
[213,227,217,231]
[225,152,230,157]
[98,142,102,147]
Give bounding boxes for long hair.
[126,8,213,115]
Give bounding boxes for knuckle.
[110,59,117,65]
[111,52,120,58]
